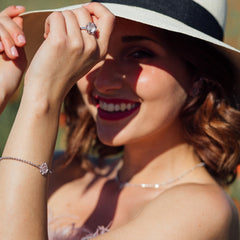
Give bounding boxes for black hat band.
[92,0,224,40]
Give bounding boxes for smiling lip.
[96,97,140,121]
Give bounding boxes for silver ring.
[80,22,97,35]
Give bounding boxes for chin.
[97,132,120,147]
[96,127,128,147]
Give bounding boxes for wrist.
[21,85,62,116]
[23,74,68,109]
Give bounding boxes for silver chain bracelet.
[0,157,52,176]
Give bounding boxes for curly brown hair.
[181,78,240,185]
[172,32,240,185]
[62,30,240,185]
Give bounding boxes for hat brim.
[22,3,240,92]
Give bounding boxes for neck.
[119,126,200,184]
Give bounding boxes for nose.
[93,56,125,94]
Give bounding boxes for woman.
[0,1,239,239]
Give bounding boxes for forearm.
[0,3,115,238]
[0,91,61,240]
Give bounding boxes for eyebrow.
[122,35,158,43]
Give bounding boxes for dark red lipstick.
[96,97,140,121]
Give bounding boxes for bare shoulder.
[138,183,239,240]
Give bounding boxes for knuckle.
[47,11,63,22]
[72,41,98,60]
[2,34,14,45]
[52,35,67,47]
[51,11,62,18]
[73,6,86,15]
[47,32,67,48]
[70,39,83,52]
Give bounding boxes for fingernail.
[17,34,26,44]
[16,5,25,9]
[11,46,19,57]
[82,3,90,6]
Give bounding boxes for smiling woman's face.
[77,18,194,147]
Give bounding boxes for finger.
[44,11,67,41]
[61,10,82,41]
[13,16,23,29]
[83,3,115,33]
[0,26,19,58]
[83,3,115,55]
[0,16,25,47]
[72,7,96,43]
[1,5,25,18]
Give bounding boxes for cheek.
[135,68,158,96]
[135,67,187,101]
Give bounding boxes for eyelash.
[126,48,155,60]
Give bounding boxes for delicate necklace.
[116,162,205,189]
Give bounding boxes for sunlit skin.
[77,18,193,149]
[60,19,233,234]
[0,4,238,239]
[76,18,198,180]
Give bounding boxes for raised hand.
[24,2,115,106]
[0,6,27,113]
[0,6,115,238]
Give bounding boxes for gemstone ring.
[80,22,97,35]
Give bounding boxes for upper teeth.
[99,101,136,112]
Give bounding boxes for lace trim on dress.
[48,209,110,240]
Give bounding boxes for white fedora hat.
[22,0,240,96]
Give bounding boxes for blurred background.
[0,0,240,208]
